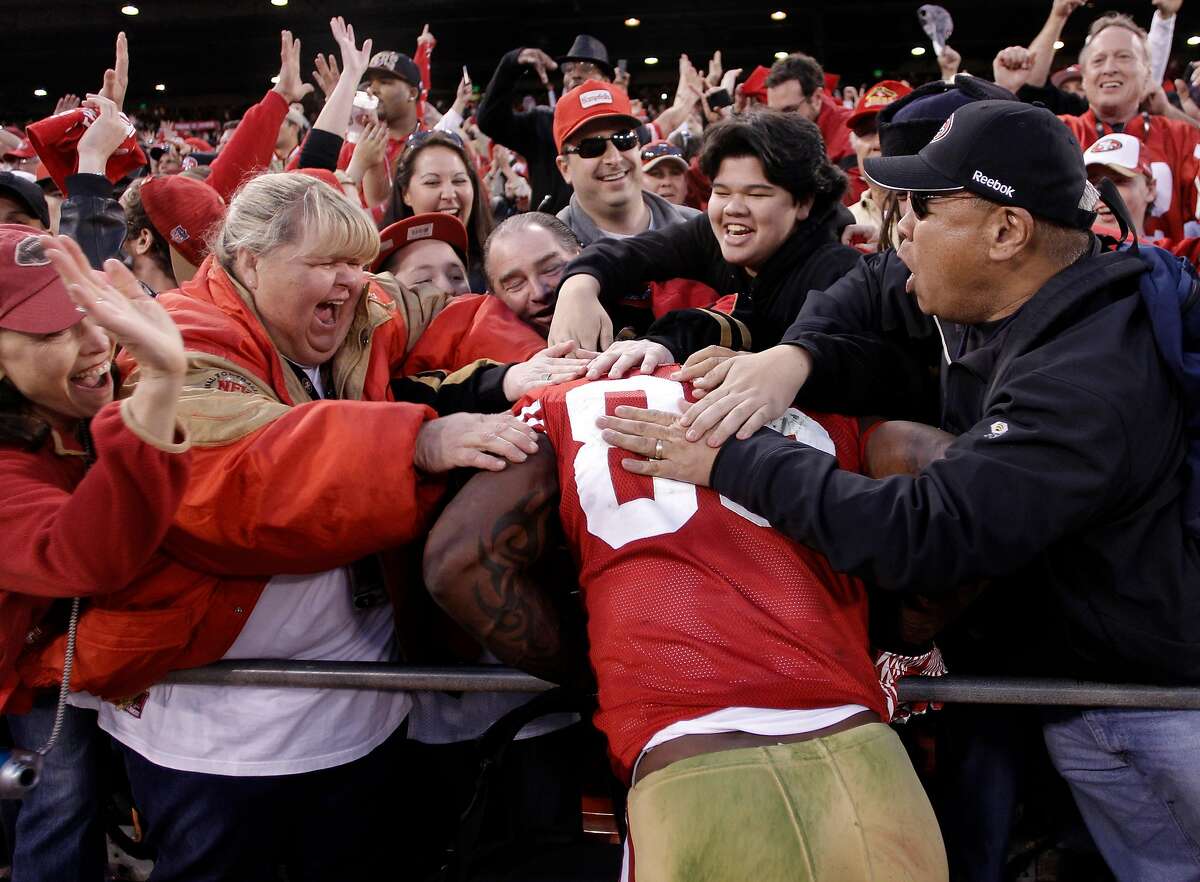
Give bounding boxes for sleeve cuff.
[119,398,191,454]
[64,173,114,200]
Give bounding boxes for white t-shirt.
[97,568,411,776]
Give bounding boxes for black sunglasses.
[908,190,977,220]
[563,130,640,159]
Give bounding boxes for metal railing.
[162,661,1200,709]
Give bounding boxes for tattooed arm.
[423,442,592,687]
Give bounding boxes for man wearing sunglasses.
[552,82,715,335]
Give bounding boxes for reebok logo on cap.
[972,170,1015,198]
[579,89,614,109]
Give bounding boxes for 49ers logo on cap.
[930,113,954,144]
[579,89,614,109]
[13,236,49,267]
[864,86,898,107]
[1093,137,1123,153]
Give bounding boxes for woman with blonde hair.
[17,172,567,879]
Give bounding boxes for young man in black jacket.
[598,100,1200,882]
[550,110,860,378]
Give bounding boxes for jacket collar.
[735,202,842,299]
[182,257,392,404]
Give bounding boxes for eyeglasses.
[908,191,979,219]
[563,130,640,159]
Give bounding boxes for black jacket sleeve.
[390,361,511,416]
[1016,83,1089,117]
[562,213,731,303]
[60,173,126,270]
[296,128,345,172]
[785,251,942,421]
[476,50,549,159]
[710,367,1132,593]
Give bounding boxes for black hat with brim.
[558,34,615,80]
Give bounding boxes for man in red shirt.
[766,53,855,167]
[424,368,949,881]
[1057,12,1200,239]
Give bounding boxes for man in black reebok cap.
[603,99,1200,882]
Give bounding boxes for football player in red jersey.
[424,367,951,882]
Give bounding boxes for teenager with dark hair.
[551,110,858,375]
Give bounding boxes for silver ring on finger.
[653,439,664,461]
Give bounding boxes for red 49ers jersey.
[515,368,886,781]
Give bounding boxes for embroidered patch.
[170,224,190,243]
[202,370,261,395]
[112,690,150,718]
[580,89,614,108]
[985,420,1009,439]
[13,235,49,267]
[930,113,954,144]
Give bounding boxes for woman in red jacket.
[0,227,190,882]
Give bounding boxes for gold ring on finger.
[653,439,664,460]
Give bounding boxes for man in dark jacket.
[597,100,1200,882]
[550,110,860,376]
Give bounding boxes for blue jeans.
[1043,707,1200,882]
[1,698,107,882]
[120,723,409,882]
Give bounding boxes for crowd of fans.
[3,2,1200,880]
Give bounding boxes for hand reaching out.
[517,48,558,85]
[313,53,341,98]
[273,30,315,104]
[77,94,131,174]
[99,31,129,111]
[992,46,1037,94]
[345,121,389,183]
[54,94,81,115]
[417,23,436,48]
[329,16,372,84]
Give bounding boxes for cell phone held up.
[705,89,733,112]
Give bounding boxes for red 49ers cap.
[0,224,81,334]
[846,80,914,132]
[553,81,641,152]
[139,175,226,282]
[374,213,469,272]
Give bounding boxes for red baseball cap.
[1051,64,1082,88]
[140,175,226,282]
[0,225,81,334]
[297,167,343,192]
[3,139,36,160]
[553,81,641,152]
[846,80,914,131]
[374,213,469,272]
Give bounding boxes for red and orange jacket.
[0,403,191,714]
[17,260,539,705]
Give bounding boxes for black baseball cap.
[864,100,1098,230]
[877,74,1017,159]
[364,50,422,88]
[0,172,50,229]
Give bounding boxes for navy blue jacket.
[713,249,1200,683]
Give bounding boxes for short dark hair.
[119,177,174,279]
[700,110,847,215]
[764,53,824,97]
[483,212,581,287]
